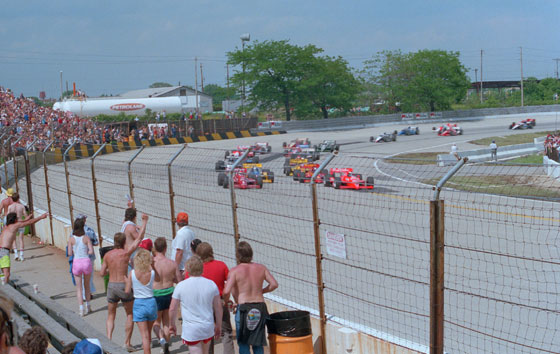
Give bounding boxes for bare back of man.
[226,263,275,304]
[7,201,25,259]
[0,197,13,218]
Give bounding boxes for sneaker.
[19,254,24,262]
[87,304,92,314]
[79,307,85,317]
[13,254,19,261]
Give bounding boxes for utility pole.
[480,50,484,104]
[520,47,524,107]
[59,71,63,101]
[474,68,479,97]
[554,58,560,80]
[194,57,199,118]
[200,63,204,92]
[226,64,230,109]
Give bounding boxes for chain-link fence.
[4,143,560,354]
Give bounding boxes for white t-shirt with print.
[171,226,195,271]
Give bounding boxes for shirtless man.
[152,237,180,354]
[121,207,148,270]
[7,193,26,261]
[0,212,47,284]
[0,188,14,231]
[100,227,146,351]
[223,241,278,354]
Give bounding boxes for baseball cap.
[5,188,13,197]
[176,212,189,224]
[73,339,102,354]
[139,239,153,252]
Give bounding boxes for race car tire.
[528,125,533,129]
[334,177,342,189]
[284,167,292,176]
[293,170,300,181]
[459,130,463,135]
[257,177,263,189]
[224,151,230,159]
[215,160,225,171]
[369,136,374,142]
[392,134,397,141]
[269,172,275,183]
[218,173,226,186]
[223,178,229,189]
[366,176,374,187]
[299,176,305,183]
[252,156,260,163]
[267,146,272,152]
[282,142,287,148]
[415,127,420,135]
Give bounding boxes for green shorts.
[0,250,10,269]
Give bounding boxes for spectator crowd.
[544,133,560,162]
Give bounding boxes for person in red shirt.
[185,242,234,354]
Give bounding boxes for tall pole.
[241,41,245,114]
[167,144,186,238]
[91,144,106,247]
[42,142,55,245]
[226,64,230,109]
[554,59,560,80]
[60,71,63,101]
[474,68,479,97]
[200,63,204,92]
[480,50,483,104]
[520,47,524,107]
[195,57,199,119]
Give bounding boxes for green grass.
[469,131,554,146]
[385,152,445,165]
[423,175,560,199]
[504,154,543,164]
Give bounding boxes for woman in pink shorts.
[67,218,94,316]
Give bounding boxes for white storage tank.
[53,96,194,117]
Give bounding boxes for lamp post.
[240,33,250,116]
[59,71,63,101]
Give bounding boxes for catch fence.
[3,142,560,354]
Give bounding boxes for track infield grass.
[469,131,553,146]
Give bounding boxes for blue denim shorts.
[133,297,157,322]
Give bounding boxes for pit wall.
[4,187,424,354]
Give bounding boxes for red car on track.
[324,168,374,190]
[222,168,263,189]
[433,123,463,136]
[293,163,325,183]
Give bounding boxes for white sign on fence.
[325,231,347,259]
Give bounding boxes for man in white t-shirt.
[170,255,222,354]
[489,140,498,161]
[171,212,195,278]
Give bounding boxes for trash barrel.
[266,311,313,354]
[99,246,114,293]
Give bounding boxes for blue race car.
[398,126,420,136]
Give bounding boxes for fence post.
[310,152,337,354]
[3,137,12,189]
[24,138,37,237]
[42,143,55,245]
[167,144,187,238]
[91,144,106,247]
[227,149,251,253]
[11,137,23,193]
[63,142,77,229]
[127,146,145,209]
[430,157,467,354]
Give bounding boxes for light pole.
[240,33,250,116]
[59,71,63,101]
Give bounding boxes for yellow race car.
[243,163,275,183]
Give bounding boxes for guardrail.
[437,141,544,166]
[254,104,560,132]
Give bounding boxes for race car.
[283,157,309,176]
[314,140,339,152]
[292,163,325,183]
[244,163,275,183]
[397,126,420,136]
[221,169,263,189]
[509,121,534,130]
[323,168,374,190]
[370,131,397,143]
[433,123,463,136]
[252,142,272,154]
[216,150,259,171]
[283,138,311,151]
[522,118,536,127]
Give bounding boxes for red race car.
[324,168,374,190]
[433,123,463,136]
[521,118,536,127]
[252,142,272,154]
[293,163,326,183]
[222,168,263,189]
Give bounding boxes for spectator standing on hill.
[171,212,195,279]
[76,214,98,295]
[100,232,144,351]
[190,242,234,354]
[0,189,14,231]
[152,237,180,354]
[223,241,278,354]
[7,193,25,261]
[121,207,148,270]
[489,140,498,161]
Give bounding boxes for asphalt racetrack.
[23,113,560,354]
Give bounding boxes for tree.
[203,84,238,111]
[227,40,322,121]
[364,50,470,112]
[299,56,360,118]
[149,82,173,88]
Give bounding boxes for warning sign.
[325,231,347,259]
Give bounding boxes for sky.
[1,0,559,99]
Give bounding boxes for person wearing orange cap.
[171,212,195,279]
